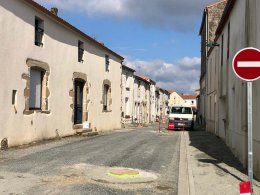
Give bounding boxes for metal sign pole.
[247,81,253,194]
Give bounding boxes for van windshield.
[171,107,192,114]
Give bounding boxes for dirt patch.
[42,174,87,186]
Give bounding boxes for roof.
[134,75,150,84]
[22,0,124,60]
[181,95,197,100]
[199,0,227,35]
[122,65,135,72]
[207,0,227,8]
[155,86,170,94]
[168,90,176,94]
[138,75,156,84]
[215,0,236,37]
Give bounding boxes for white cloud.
[177,57,201,67]
[125,57,201,94]
[36,0,217,31]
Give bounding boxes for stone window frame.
[101,79,112,112]
[22,59,50,115]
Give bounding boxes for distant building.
[133,75,150,125]
[138,76,157,123]
[168,90,185,107]
[121,65,135,125]
[156,87,169,118]
[181,95,197,109]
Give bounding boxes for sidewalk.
[178,130,260,195]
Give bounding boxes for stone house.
[168,90,186,107]
[156,87,169,119]
[199,0,227,128]
[137,76,157,123]
[133,75,150,125]
[201,0,260,179]
[121,65,135,124]
[181,95,197,109]
[0,0,123,147]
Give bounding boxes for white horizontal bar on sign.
[238,61,260,67]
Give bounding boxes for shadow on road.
[188,125,247,182]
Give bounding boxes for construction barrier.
[158,117,169,133]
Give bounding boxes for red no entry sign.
[233,47,260,81]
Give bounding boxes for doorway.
[74,80,84,124]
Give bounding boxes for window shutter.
[29,69,42,109]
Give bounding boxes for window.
[125,97,129,115]
[12,90,17,105]
[105,55,110,72]
[78,41,84,62]
[171,107,192,114]
[103,84,109,111]
[35,17,44,46]
[29,69,43,110]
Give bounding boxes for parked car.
[168,106,194,130]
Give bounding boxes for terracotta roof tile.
[181,95,197,100]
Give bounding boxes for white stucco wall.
[0,0,122,146]
[121,68,134,124]
[149,84,156,122]
[169,92,185,106]
[206,0,260,179]
[133,78,150,124]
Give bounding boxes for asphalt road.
[0,126,181,195]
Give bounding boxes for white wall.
[0,0,122,146]
[206,0,260,179]
[121,68,134,124]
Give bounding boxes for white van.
[168,106,194,130]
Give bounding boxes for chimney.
[51,7,58,16]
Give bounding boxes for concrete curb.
[185,132,195,195]
[178,131,195,195]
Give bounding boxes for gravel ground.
[0,126,180,195]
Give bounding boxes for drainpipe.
[245,0,250,47]
[245,0,254,193]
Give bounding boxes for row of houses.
[199,0,260,179]
[121,68,170,126]
[0,0,171,148]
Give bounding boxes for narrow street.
[0,126,180,195]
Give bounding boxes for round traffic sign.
[232,47,260,81]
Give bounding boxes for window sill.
[103,110,112,113]
[23,109,51,115]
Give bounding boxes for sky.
[36,0,218,94]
